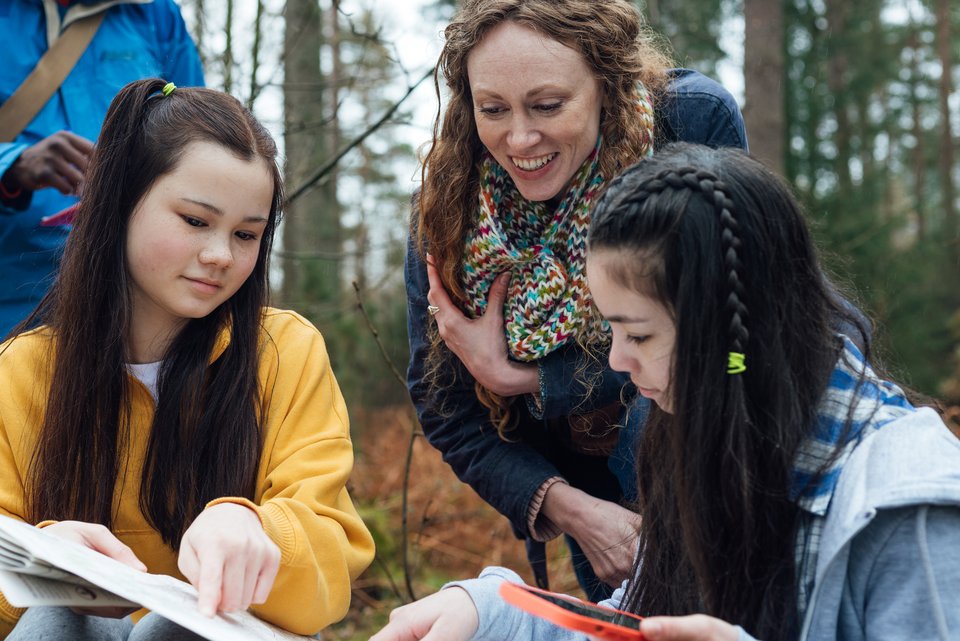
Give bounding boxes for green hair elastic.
[161,82,177,97]
[727,351,746,375]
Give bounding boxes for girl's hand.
[44,521,146,618]
[369,587,479,641]
[425,255,537,397]
[540,484,640,586]
[591,614,737,641]
[178,503,280,617]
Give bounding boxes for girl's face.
[125,141,273,352]
[467,21,604,202]
[586,249,676,413]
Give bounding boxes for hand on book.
[178,503,280,618]
[43,520,147,618]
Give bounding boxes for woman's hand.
[540,484,641,586]
[178,503,280,617]
[425,255,537,397]
[591,614,738,641]
[44,521,146,618]
[369,587,479,641]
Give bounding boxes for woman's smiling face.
[467,21,604,202]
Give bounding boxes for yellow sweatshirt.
[0,308,374,636]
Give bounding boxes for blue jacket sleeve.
[405,236,562,537]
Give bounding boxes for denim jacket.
[0,0,204,336]
[404,69,748,539]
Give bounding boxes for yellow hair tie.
[161,82,177,97]
[727,352,746,375]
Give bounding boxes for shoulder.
[0,327,54,369]
[656,69,748,150]
[825,408,960,547]
[258,308,330,364]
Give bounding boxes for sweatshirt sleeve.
[209,311,375,635]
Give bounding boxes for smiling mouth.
[511,153,557,171]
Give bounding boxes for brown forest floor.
[327,405,582,640]
[327,404,960,639]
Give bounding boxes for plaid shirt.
[790,336,914,621]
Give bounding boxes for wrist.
[490,361,538,397]
[0,169,22,200]
[540,483,586,533]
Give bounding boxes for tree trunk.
[743,0,785,175]
[824,0,852,194]
[281,2,341,312]
[935,0,957,250]
[908,23,926,238]
[222,0,234,94]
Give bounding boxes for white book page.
[0,516,313,641]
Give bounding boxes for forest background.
[178,0,960,638]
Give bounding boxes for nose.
[607,335,635,376]
[199,235,234,268]
[506,113,542,150]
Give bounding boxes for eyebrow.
[602,314,650,324]
[472,84,569,101]
[179,197,268,224]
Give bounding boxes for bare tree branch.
[286,67,434,206]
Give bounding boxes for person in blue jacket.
[0,0,204,337]
[379,143,960,641]
[405,0,747,601]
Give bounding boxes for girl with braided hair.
[407,0,747,601]
[375,143,960,641]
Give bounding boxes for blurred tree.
[281,2,342,317]
[743,0,784,174]
[643,0,726,76]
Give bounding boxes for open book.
[0,515,314,641]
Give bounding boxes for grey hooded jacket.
[451,407,960,641]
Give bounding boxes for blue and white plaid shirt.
[790,336,914,620]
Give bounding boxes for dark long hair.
[16,79,283,548]
[588,143,869,640]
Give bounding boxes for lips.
[184,276,223,293]
[511,153,557,171]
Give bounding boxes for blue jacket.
[404,69,748,540]
[0,0,204,336]
[452,407,960,641]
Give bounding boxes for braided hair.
[588,143,861,640]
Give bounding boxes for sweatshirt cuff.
[445,567,526,641]
[204,497,295,564]
[526,477,567,542]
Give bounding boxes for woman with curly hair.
[406,0,747,601]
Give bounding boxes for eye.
[180,215,206,228]
[478,105,507,117]
[534,102,563,114]
[626,334,650,345]
[235,230,259,241]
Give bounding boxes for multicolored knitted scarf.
[461,85,656,361]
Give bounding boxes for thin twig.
[352,282,421,601]
[286,67,434,205]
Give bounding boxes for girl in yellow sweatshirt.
[0,79,374,639]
